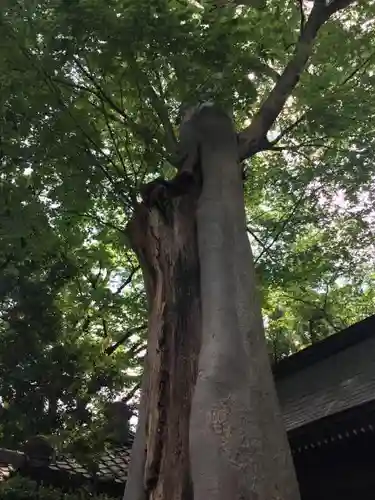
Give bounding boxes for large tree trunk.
[124,105,300,500]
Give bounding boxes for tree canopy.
[0,0,375,448]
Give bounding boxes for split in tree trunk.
[124,105,300,500]
[125,188,201,500]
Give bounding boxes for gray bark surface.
[189,105,300,500]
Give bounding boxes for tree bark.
[124,105,300,500]
[190,105,299,500]
[124,191,201,500]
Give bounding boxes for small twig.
[100,100,137,201]
[131,341,148,357]
[282,292,342,332]
[102,318,108,338]
[63,210,128,235]
[255,191,308,263]
[72,55,153,145]
[114,267,141,295]
[122,383,141,404]
[270,114,307,146]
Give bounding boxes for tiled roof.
[275,315,375,431]
[48,446,132,484]
[0,443,133,490]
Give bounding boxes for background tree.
[0,177,142,454]
[1,0,375,499]
[0,475,115,500]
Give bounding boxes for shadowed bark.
[124,191,201,500]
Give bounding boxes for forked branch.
[238,0,356,159]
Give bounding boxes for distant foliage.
[0,475,115,500]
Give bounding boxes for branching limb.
[63,210,128,234]
[54,74,166,157]
[105,324,147,355]
[4,27,136,207]
[72,56,155,147]
[246,226,277,261]
[238,0,356,159]
[269,141,329,152]
[127,54,177,153]
[130,342,147,358]
[100,100,135,187]
[265,48,374,150]
[282,292,343,332]
[270,114,307,145]
[248,59,281,82]
[114,267,141,295]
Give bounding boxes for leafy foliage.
[0,475,114,500]
[0,178,143,452]
[0,0,374,451]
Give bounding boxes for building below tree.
[1,314,375,499]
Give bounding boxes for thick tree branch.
[268,48,373,148]
[326,0,356,16]
[238,0,355,159]
[105,324,147,355]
